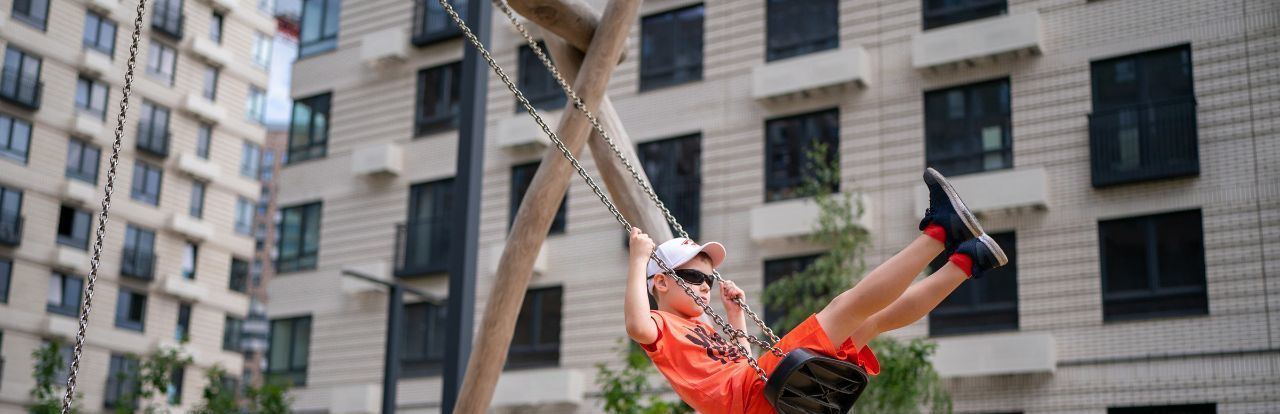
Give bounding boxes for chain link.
[488,1,785,348]
[61,0,146,412]
[438,0,779,381]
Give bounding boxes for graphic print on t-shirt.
[685,324,744,364]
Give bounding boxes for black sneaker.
[953,234,1008,279]
[919,167,984,251]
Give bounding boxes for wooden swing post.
[453,0,645,411]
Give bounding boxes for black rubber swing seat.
[763,348,870,414]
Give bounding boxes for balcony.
[1089,99,1199,187]
[204,0,238,14]
[62,180,98,207]
[496,111,559,151]
[0,212,21,246]
[72,112,105,141]
[492,368,585,407]
[53,245,91,274]
[136,130,170,158]
[161,275,208,302]
[929,332,1055,378]
[411,0,466,46]
[912,12,1042,69]
[177,153,221,181]
[351,143,403,176]
[120,248,156,280]
[749,194,875,244]
[913,167,1049,215]
[751,47,871,100]
[360,28,407,68]
[86,0,119,13]
[394,221,449,277]
[78,50,114,78]
[0,68,43,110]
[183,93,226,124]
[190,36,232,68]
[151,8,184,39]
[169,214,213,241]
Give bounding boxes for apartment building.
[272,0,1278,412]
[0,0,277,410]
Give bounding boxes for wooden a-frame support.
[454,0,673,412]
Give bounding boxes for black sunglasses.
[670,269,715,288]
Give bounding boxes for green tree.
[110,347,191,414]
[595,340,693,414]
[29,341,79,414]
[762,142,951,413]
[192,366,238,414]
[193,365,292,414]
[245,378,292,414]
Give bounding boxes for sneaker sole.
[925,167,984,238]
[976,234,1009,267]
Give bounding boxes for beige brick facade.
[273,0,1278,413]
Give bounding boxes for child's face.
[655,254,715,317]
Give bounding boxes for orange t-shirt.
[638,310,756,414]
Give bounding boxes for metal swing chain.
[61,0,147,412]
[487,1,784,348]
[436,0,775,381]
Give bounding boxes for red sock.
[923,223,946,243]
[949,253,974,278]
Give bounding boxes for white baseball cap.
[646,238,727,292]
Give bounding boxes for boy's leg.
[849,234,1010,348]
[815,168,984,347]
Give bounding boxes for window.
[510,162,566,235]
[517,43,567,112]
[189,181,206,218]
[115,287,147,331]
[924,78,1012,176]
[66,139,101,184]
[240,141,262,177]
[1,47,43,109]
[247,86,267,124]
[287,93,330,163]
[922,0,1007,30]
[277,203,322,273]
[0,113,33,163]
[764,108,839,202]
[229,258,249,293]
[1090,45,1197,187]
[47,273,84,316]
[260,150,276,181]
[57,205,92,250]
[396,180,450,276]
[507,286,562,368]
[268,316,311,385]
[929,232,1018,335]
[84,11,118,55]
[104,354,140,409]
[175,303,192,341]
[44,340,74,384]
[0,258,9,303]
[202,65,218,100]
[402,301,447,376]
[210,13,224,43]
[224,315,244,351]
[137,101,171,156]
[152,0,184,37]
[236,197,255,235]
[639,5,704,91]
[251,259,264,288]
[181,242,198,279]
[12,0,49,30]
[415,63,462,136]
[196,124,212,159]
[299,0,340,57]
[252,32,272,68]
[766,0,838,61]
[412,0,465,45]
[75,76,110,120]
[122,225,157,280]
[145,40,177,85]
[637,134,702,239]
[1100,210,1207,321]
[1109,404,1215,414]
[131,161,164,206]
[166,367,185,405]
[0,186,22,246]
[763,255,819,332]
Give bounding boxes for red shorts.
[740,314,880,414]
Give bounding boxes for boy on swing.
[624,168,1008,413]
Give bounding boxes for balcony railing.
[120,248,156,280]
[394,221,449,277]
[922,0,1007,30]
[1088,98,1199,188]
[0,213,21,246]
[136,131,170,158]
[151,7,184,39]
[0,68,43,110]
[412,0,466,46]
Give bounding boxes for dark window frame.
[180,242,198,280]
[287,93,330,163]
[75,75,110,120]
[267,315,311,386]
[1099,209,1208,322]
[401,301,448,377]
[195,123,212,159]
[276,202,322,273]
[84,11,118,56]
[639,4,705,91]
[636,134,702,240]
[0,186,23,246]
[396,179,452,277]
[130,160,164,206]
[235,196,254,235]
[928,232,1019,336]
[189,180,206,218]
[137,101,171,157]
[210,12,224,44]
[415,63,462,136]
[56,205,92,250]
[764,108,840,202]
[921,0,1007,30]
[765,0,838,62]
[510,162,567,235]
[0,112,33,163]
[0,257,10,303]
[516,42,567,112]
[12,0,50,30]
[1,46,44,110]
[104,354,141,409]
[763,254,820,333]
[223,315,243,351]
[202,65,219,101]
[298,0,340,58]
[47,272,85,317]
[923,78,1013,177]
[66,138,101,184]
[175,302,192,342]
[121,224,157,280]
[506,286,562,369]
[412,0,466,46]
[1108,403,1216,414]
[229,257,249,293]
[151,0,185,39]
[114,287,148,332]
[145,40,178,86]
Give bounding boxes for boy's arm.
[625,228,658,345]
[721,280,751,352]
